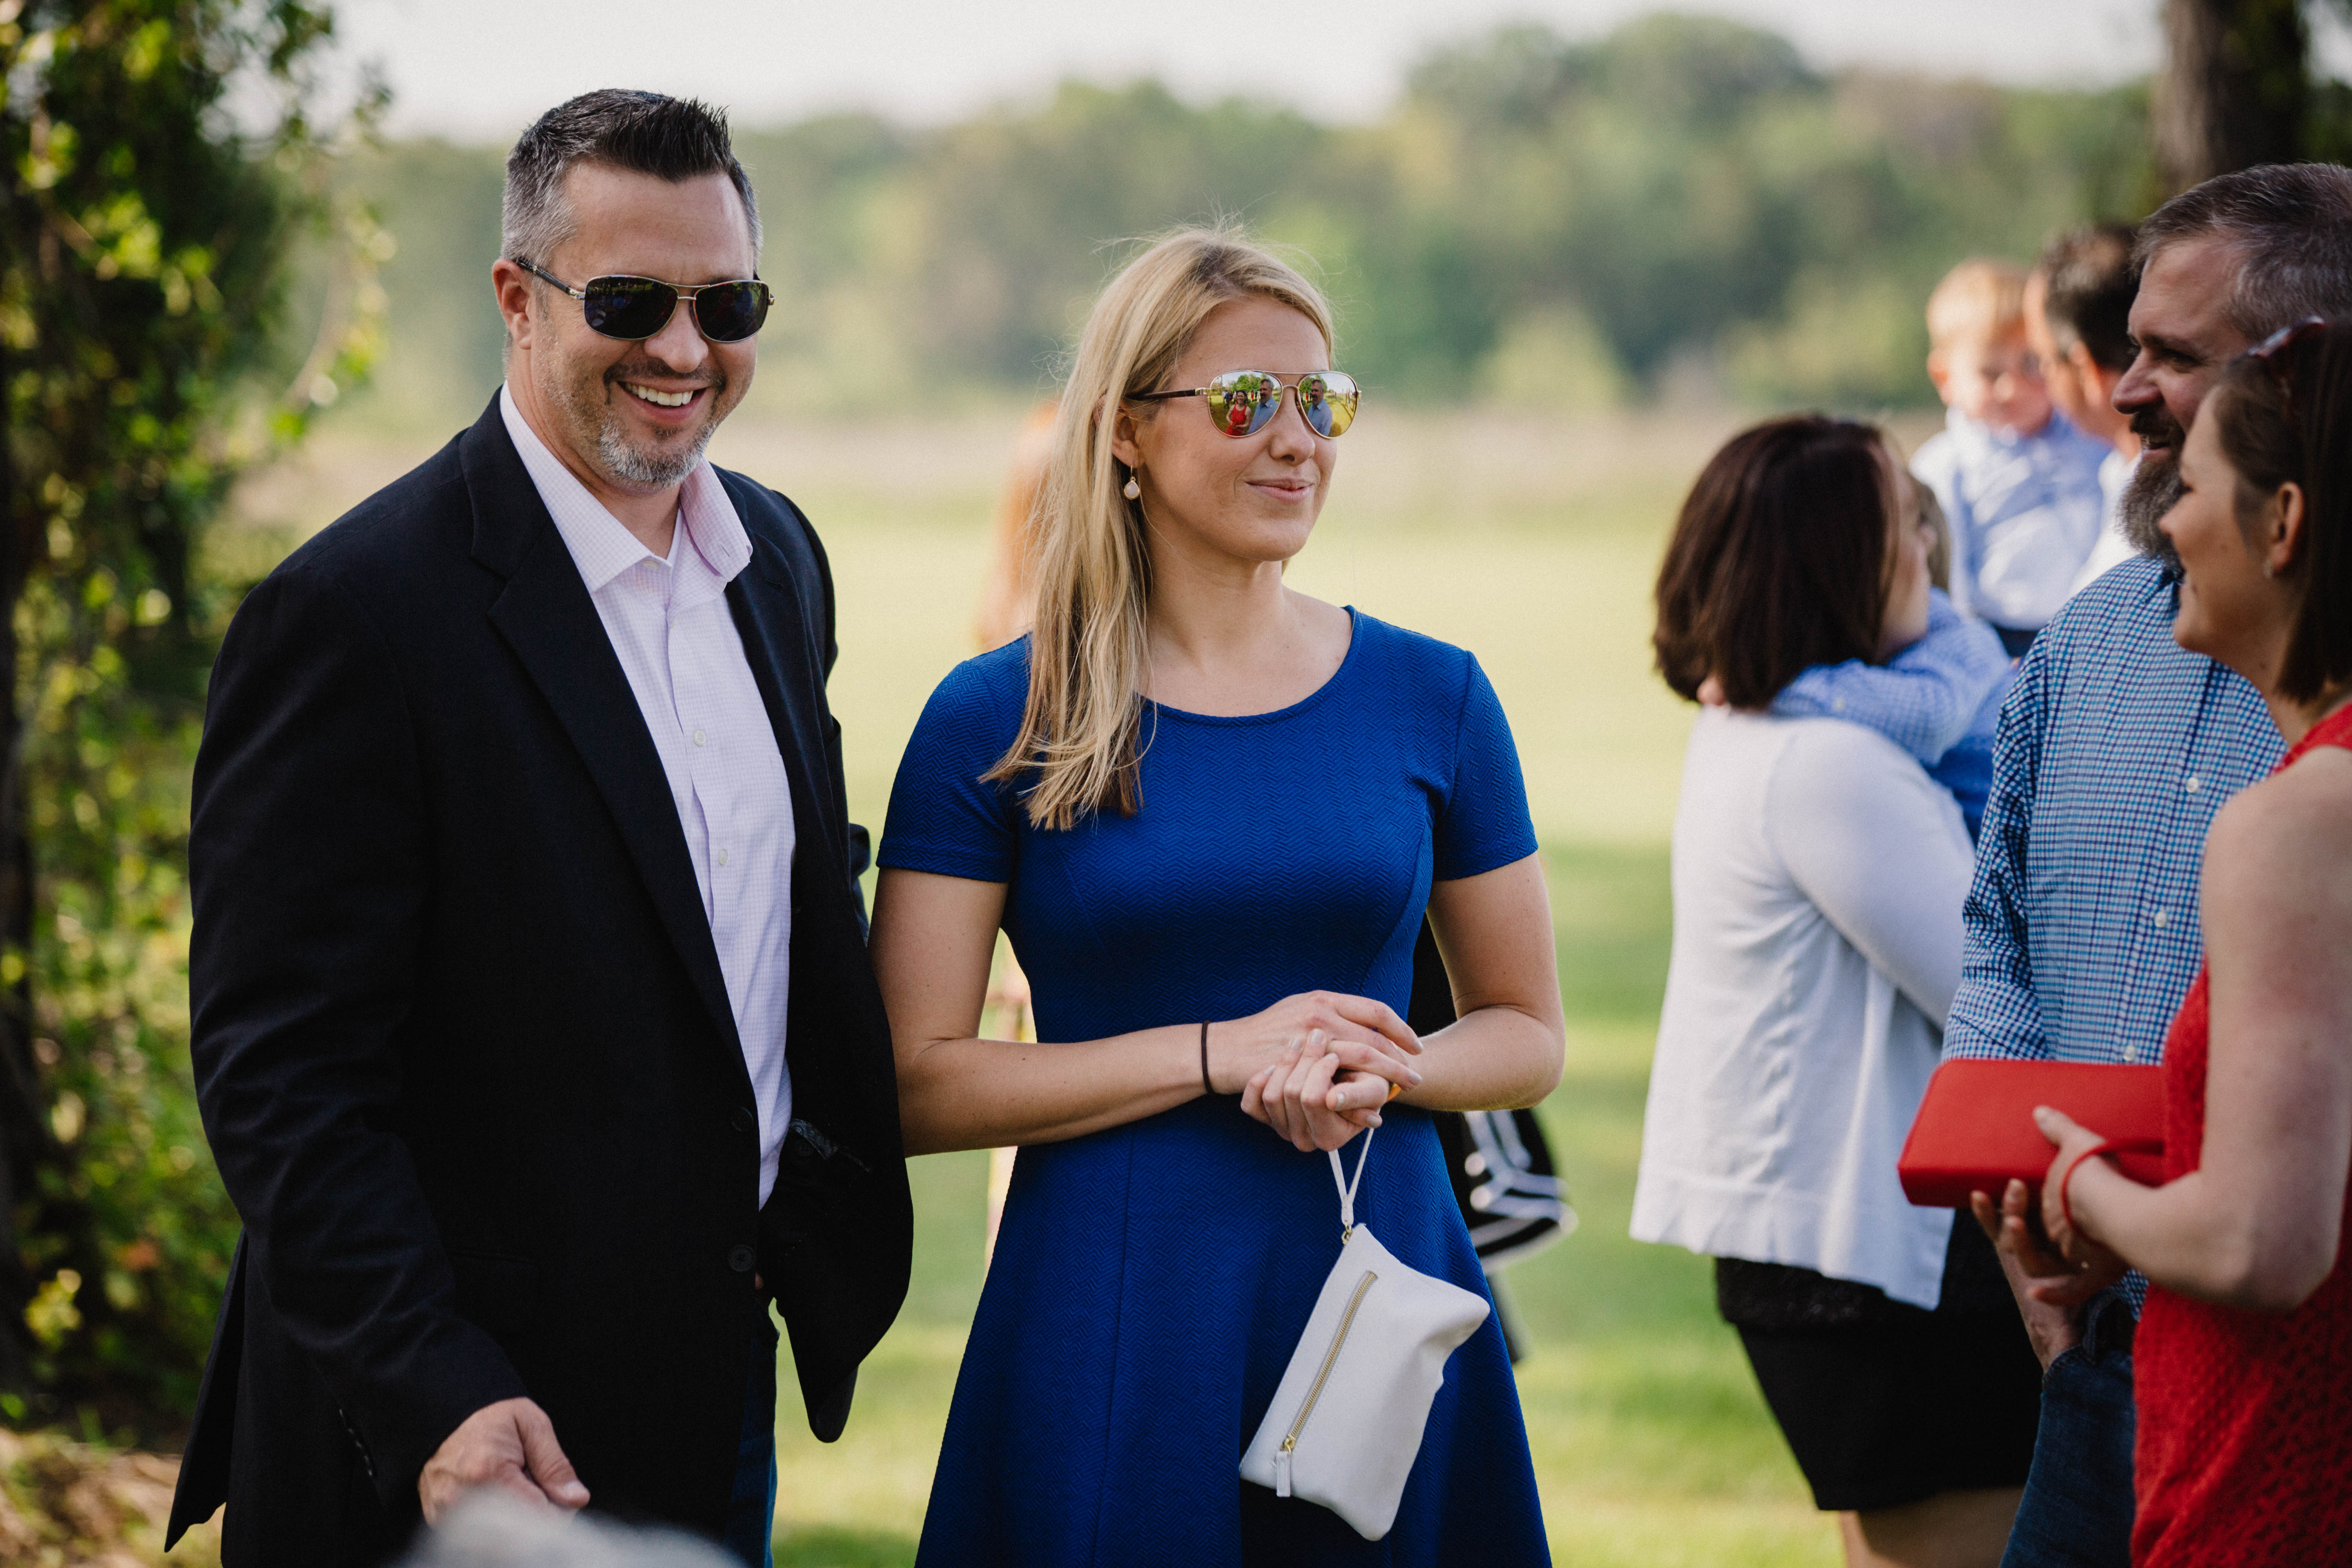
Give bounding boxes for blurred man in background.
[2022,225,2144,593]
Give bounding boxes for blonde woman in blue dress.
[870,227,1563,1564]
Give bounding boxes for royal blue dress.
[881,609,1551,1566]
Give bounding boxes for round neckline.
[1142,606,1363,726]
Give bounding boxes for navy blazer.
[167,396,911,1561]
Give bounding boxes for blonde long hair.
[986,226,1337,830]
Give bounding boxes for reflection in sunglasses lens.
[1207,372,1276,437]
[1194,370,1360,438]
[695,282,768,343]
[585,276,673,339]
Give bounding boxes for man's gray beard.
[2117,452,2185,571]
[549,370,721,490]
[597,419,713,487]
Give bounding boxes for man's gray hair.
[502,89,762,272]
[2136,163,2352,337]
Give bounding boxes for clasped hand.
[1212,991,1423,1153]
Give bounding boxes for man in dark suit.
[165,91,911,1566]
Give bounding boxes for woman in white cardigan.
[1635,416,2039,1568]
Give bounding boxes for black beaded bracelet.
[1200,1020,1214,1096]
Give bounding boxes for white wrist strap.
[1328,1125,1374,1236]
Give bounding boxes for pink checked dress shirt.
[501,387,796,1205]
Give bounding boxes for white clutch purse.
[1239,1127,1492,1540]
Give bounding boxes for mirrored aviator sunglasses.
[1134,369,1361,438]
[512,258,773,343]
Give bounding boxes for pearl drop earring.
[1123,474,1142,501]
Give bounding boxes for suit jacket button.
[732,1107,755,1134]
[728,1244,756,1273]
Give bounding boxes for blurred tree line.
[343,14,2159,428]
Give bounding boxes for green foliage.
[2,0,381,1429]
[332,15,2155,427]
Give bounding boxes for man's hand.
[1971,1178,2115,1368]
[419,1397,590,1523]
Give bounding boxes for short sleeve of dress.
[1434,655,1539,881]
[878,649,1025,883]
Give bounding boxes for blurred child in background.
[1913,258,2111,655]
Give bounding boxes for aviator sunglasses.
[510,257,774,344]
[1133,370,1362,439]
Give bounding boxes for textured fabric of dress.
[2131,702,2352,1568]
[880,610,1550,1566]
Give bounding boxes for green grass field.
[234,404,1846,1566]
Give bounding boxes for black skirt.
[1716,1219,2042,1512]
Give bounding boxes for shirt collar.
[498,383,751,595]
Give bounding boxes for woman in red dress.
[2032,317,2352,1566]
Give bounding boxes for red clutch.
[1898,1059,2167,1208]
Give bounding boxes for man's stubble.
[543,353,731,492]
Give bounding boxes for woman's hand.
[1240,1029,1396,1151]
[1207,991,1421,1099]
[2028,1106,2132,1302]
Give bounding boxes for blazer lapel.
[724,531,844,903]
[461,399,746,1069]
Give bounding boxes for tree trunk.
[2155,0,2311,193]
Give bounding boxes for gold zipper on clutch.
[1275,1268,1378,1494]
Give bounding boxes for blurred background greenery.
[7,0,2352,1561]
[340,14,2158,428]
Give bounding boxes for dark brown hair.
[2038,223,2139,374]
[1653,416,1898,709]
[2207,320,2352,703]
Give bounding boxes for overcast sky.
[334,0,2185,141]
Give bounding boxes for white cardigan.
[1630,709,1971,1310]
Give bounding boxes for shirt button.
[2184,775,2202,793]
[728,1244,755,1274]
[693,728,707,746]
[2152,909,2171,928]
[717,847,730,867]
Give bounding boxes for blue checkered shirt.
[1943,554,2279,1313]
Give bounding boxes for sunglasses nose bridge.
[1266,378,1349,442]
[639,293,713,365]
[1260,385,1318,445]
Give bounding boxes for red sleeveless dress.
[2131,702,2352,1567]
